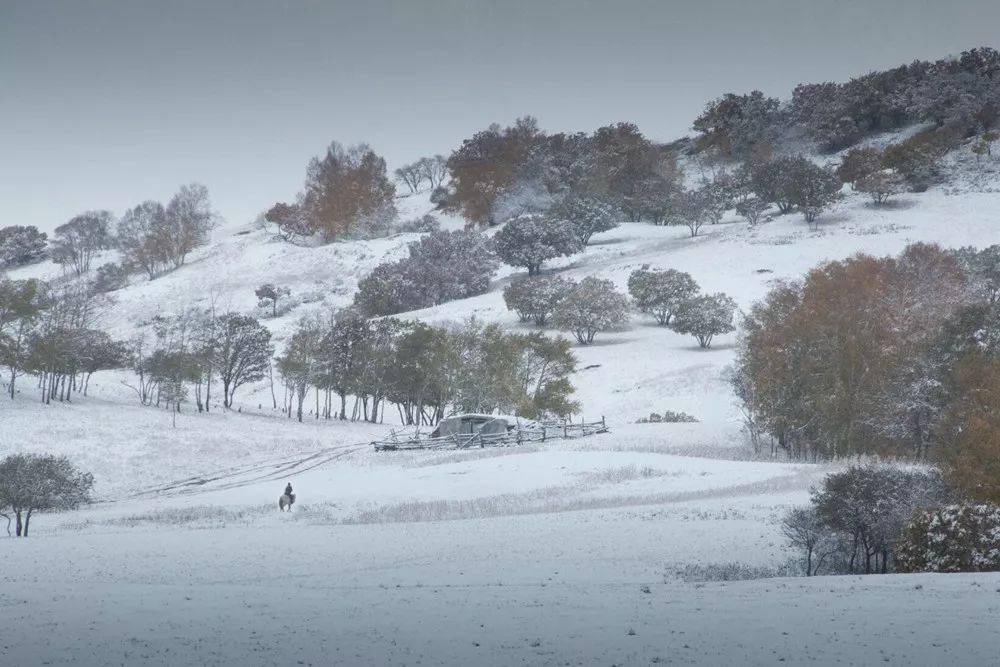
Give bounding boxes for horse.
[278,493,296,512]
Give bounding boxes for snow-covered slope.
[4,151,1000,665]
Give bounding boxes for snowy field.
[4,161,1000,664]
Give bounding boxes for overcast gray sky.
[3,0,999,231]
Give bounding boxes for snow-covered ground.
[4,156,1000,664]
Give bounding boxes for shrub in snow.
[551,277,629,344]
[627,267,699,325]
[0,453,94,537]
[494,214,582,275]
[502,274,572,326]
[636,410,698,424]
[671,560,799,582]
[856,169,907,206]
[0,225,47,268]
[90,262,129,293]
[354,229,498,316]
[669,293,737,348]
[395,214,441,234]
[897,504,1000,573]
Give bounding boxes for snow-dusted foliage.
[627,267,699,325]
[551,195,619,245]
[502,274,572,326]
[749,156,841,223]
[897,504,1000,573]
[552,277,629,344]
[692,90,782,158]
[786,465,952,575]
[0,225,47,268]
[89,262,129,294]
[669,293,736,348]
[735,243,975,459]
[666,186,724,237]
[0,453,94,537]
[354,229,498,316]
[50,211,113,276]
[494,214,582,275]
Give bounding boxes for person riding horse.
[284,482,294,500]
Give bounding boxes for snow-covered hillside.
[4,142,1000,664]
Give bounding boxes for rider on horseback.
[284,482,294,500]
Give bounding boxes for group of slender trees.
[275,312,578,425]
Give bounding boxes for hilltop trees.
[162,183,216,268]
[116,184,217,279]
[495,215,582,275]
[50,211,113,275]
[693,90,781,158]
[0,454,94,537]
[0,226,47,268]
[443,116,545,227]
[300,142,397,240]
[442,118,674,227]
[395,155,448,193]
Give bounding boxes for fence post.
[564,420,568,438]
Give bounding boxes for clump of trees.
[277,313,579,423]
[395,155,448,193]
[0,278,129,402]
[0,453,94,537]
[0,226,47,268]
[116,183,217,278]
[734,242,1000,460]
[354,229,498,316]
[266,142,397,243]
[442,117,680,227]
[692,90,782,158]
[495,214,582,275]
[748,156,841,225]
[782,465,950,576]
[51,211,113,276]
[551,277,629,345]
